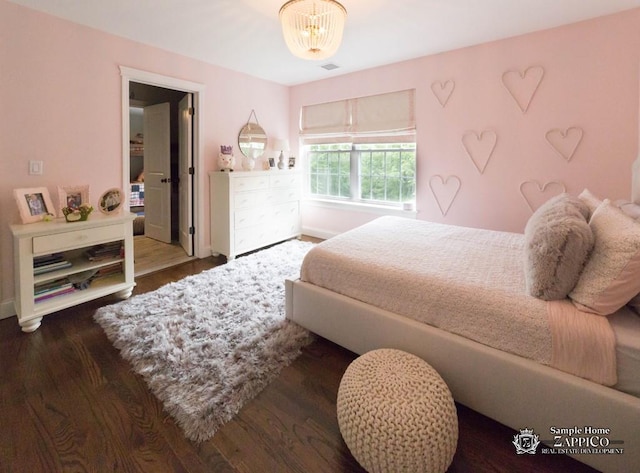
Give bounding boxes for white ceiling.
[9,0,640,86]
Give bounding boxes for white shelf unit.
[209,170,301,260]
[10,212,136,332]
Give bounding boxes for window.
[308,142,416,205]
[301,89,416,208]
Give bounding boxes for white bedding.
[300,216,630,388]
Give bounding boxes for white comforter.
[300,216,616,385]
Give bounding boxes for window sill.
[303,198,417,218]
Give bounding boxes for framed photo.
[14,187,55,224]
[57,185,90,217]
[98,188,123,214]
[288,157,296,169]
[268,157,276,169]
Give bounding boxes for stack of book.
[33,253,72,275]
[86,242,123,261]
[93,262,123,280]
[34,277,75,303]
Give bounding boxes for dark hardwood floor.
[0,256,598,473]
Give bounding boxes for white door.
[178,94,193,255]
[143,102,172,243]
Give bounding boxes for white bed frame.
[286,278,640,473]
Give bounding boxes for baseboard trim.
[301,226,340,240]
[0,300,16,321]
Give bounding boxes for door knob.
[161,178,172,183]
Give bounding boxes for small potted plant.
[62,203,93,222]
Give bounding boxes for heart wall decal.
[429,175,462,216]
[430,80,455,108]
[545,127,584,162]
[501,66,545,114]
[461,130,497,174]
[519,180,566,213]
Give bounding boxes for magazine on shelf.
[33,260,72,275]
[33,252,72,275]
[34,277,75,303]
[86,242,123,261]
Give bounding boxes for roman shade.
[300,89,416,144]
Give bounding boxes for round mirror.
[238,122,267,159]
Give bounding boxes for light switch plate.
[29,160,43,175]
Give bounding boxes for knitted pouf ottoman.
[337,349,458,473]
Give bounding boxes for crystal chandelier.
[279,0,347,60]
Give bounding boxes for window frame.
[304,140,417,210]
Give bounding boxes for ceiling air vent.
[321,63,340,71]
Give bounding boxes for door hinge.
[189,227,195,235]
[188,107,195,116]
[188,167,195,175]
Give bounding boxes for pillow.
[524,194,594,300]
[577,188,602,218]
[569,200,640,315]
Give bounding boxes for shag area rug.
[94,239,315,442]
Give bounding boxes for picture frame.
[57,185,90,217]
[98,188,123,214]
[288,157,296,169]
[268,157,276,169]
[14,187,55,224]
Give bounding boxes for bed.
[285,193,640,472]
[129,182,145,236]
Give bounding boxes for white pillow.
[569,200,640,315]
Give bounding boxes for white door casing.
[120,66,206,259]
[178,94,194,255]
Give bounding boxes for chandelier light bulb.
[279,0,347,60]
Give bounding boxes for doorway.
[129,84,192,275]
[120,67,206,275]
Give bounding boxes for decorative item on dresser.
[13,187,56,224]
[98,188,123,214]
[10,212,136,332]
[273,138,289,170]
[57,185,90,218]
[218,145,235,172]
[209,170,301,260]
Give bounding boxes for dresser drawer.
[234,226,269,254]
[233,190,269,209]
[270,173,300,189]
[232,175,269,192]
[33,224,125,254]
[234,207,269,229]
[271,201,299,222]
[270,219,300,241]
[270,187,300,204]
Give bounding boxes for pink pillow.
[569,200,640,315]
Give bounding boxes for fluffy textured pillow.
[578,188,602,217]
[569,200,640,315]
[524,194,594,300]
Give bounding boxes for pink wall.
[0,2,289,310]
[2,2,640,313]
[290,9,640,237]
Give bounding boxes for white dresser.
[209,170,301,260]
[10,213,136,332]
